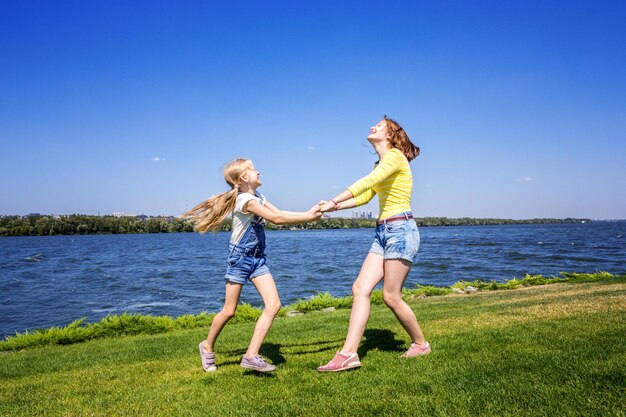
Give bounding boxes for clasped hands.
[308,200,338,221]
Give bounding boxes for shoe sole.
[317,362,362,372]
[240,363,276,373]
[401,349,431,358]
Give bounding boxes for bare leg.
[245,273,281,357]
[341,253,384,354]
[382,259,426,345]
[203,281,243,352]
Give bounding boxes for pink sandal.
[318,351,362,372]
[401,341,431,357]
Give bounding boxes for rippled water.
[1,222,624,338]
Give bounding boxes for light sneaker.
[199,342,217,372]
[240,355,276,372]
[317,351,362,372]
[401,341,431,358]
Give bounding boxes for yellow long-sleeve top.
[347,148,413,220]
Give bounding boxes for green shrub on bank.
[0,312,218,352]
[227,303,262,323]
[286,292,353,313]
[560,271,614,281]
[173,312,215,329]
[405,284,454,297]
[0,272,619,351]
[288,284,453,315]
[449,271,612,291]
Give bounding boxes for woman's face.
[367,120,389,142]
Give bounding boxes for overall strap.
[236,222,255,247]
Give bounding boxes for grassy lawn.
[1,277,625,416]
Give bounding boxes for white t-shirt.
[230,191,266,244]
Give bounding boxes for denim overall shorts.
[225,216,270,284]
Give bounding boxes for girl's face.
[367,120,389,142]
[241,164,262,188]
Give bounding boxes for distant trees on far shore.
[0,214,592,237]
[0,215,194,236]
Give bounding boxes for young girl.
[185,158,323,373]
[317,116,428,372]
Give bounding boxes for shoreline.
[1,271,619,351]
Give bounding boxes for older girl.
[185,158,322,373]
[318,116,429,372]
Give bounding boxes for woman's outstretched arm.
[320,189,376,213]
[346,150,402,197]
[321,149,402,212]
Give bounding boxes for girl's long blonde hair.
[183,158,253,233]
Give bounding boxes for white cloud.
[517,177,533,182]
[152,157,165,162]
[307,146,315,150]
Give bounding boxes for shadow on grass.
[357,328,405,360]
[260,342,286,365]
[215,342,287,368]
[243,369,277,378]
[224,338,347,361]
[276,337,346,356]
[216,330,403,367]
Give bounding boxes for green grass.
[1,276,625,416]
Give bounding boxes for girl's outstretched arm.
[263,201,325,216]
[245,200,322,225]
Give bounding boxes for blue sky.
[1,1,625,219]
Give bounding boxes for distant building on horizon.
[352,211,374,219]
[111,212,137,217]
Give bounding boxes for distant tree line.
[0,214,591,237]
[0,215,194,236]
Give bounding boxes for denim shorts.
[224,249,271,285]
[369,213,420,263]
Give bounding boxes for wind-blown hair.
[384,115,420,161]
[183,158,253,233]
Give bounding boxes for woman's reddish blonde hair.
[384,115,420,161]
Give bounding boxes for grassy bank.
[0,272,616,351]
[1,275,624,416]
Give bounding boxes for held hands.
[319,200,337,213]
[307,199,339,221]
[307,201,326,221]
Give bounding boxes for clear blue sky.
[1,1,625,219]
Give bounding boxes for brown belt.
[377,213,413,225]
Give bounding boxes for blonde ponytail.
[183,158,252,233]
[183,188,238,232]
